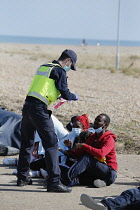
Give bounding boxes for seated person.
[65,115,79,132]
[65,113,118,188]
[66,115,94,133]
[58,114,90,164]
[80,186,140,210]
[29,132,92,179]
[4,113,91,179]
[30,114,91,171]
[62,131,92,167]
[30,123,92,179]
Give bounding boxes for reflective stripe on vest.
[27,91,49,105]
[36,63,61,76]
[36,69,51,77]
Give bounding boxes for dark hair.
[78,131,91,143]
[66,115,79,132]
[100,113,110,126]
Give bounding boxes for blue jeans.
[17,102,60,186]
[68,153,117,186]
[102,187,140,210]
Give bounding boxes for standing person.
[17,49,78,193]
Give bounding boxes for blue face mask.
[94,124,105,133]
[94,127,103,133]
[63,65,71,72]
[72,128,82,137]
[88,128,95,133]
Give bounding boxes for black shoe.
[0,144,19,156]
[0,144,8,156]
[47,183,72,193]
[6,146,19,156]
[17,178,32,186]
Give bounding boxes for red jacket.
[71,131,118,171]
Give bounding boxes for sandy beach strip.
[0,43,140,153]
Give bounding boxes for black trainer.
[0,144,19,156]
[17,178,33,186]
[47,183,72,193]
[0,144,8,156]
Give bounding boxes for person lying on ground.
[62,113,118,188]
[0,108,68,154]
[2,113,68,166]
[80,186,140,210]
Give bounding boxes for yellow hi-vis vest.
[27,63,61,105]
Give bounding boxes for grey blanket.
[0,108,22,150]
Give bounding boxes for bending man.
[17,49,78,193]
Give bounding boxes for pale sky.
[0,0,139,41]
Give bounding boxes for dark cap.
[62,49,77,71]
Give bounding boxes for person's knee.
[67,166,73,180]
[106,171,117,186]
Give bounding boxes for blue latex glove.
[58,95,63,100]
[73,94,78,101]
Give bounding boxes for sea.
[0,35,140,47]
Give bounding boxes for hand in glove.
[73,94,78,101]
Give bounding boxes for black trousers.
[68,153,117,186]
[30,158,46,171]
[17,102,60,186]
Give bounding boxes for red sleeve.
[69,147,85,159]
[83,136,115,159]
